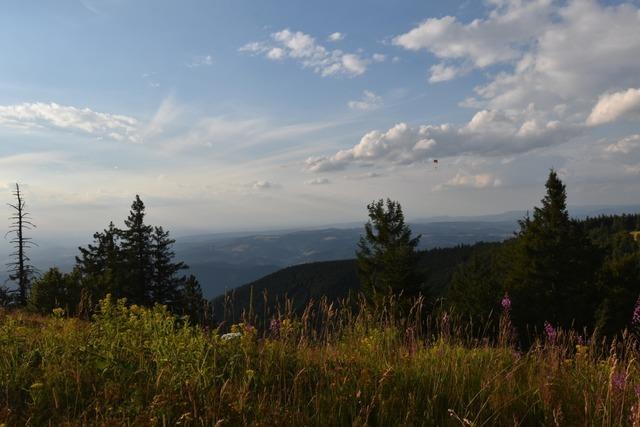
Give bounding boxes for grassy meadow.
[2,297,640,426]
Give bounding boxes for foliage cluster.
[24,196,208,322]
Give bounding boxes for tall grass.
[2,296,640,426]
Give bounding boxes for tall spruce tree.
[505,170,601,332]
[121,195,154,305]
[76,221,124,299]
[6,183,37,305]
[150,226,187,306]
[356,198,421,305]
[179,274,207,324]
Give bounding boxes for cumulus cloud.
[0,102,139,142]
[473,1,640,111]
[327,32,345,42]
[587,88,640,126]
[435,172,502,191]
[347,91,382,111]
[304,177,330,185]
[395,0,640,116]
[305,107,578,172]
[394,0,553,79]
[240,29,370,77]
[372,53,386,63]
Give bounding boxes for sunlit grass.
[2,297,640,426]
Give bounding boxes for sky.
[0,0,639,237]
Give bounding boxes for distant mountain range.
[2,205,638,298]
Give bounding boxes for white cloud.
[473,1,640,111]
[395,0,640,117]
[372,53,386,63]
[266,48,286,60]
[428,63,462,83]
[304,177,330,185]
[305,107,578,172]
[347,90,382,111]
[604,134,640,155]
[187,54,213,68]
[394,0,553,77]
[587,88,640,126]
[435,172,502,190]
[252,180,276,190]
[0,102,139,142]
[327,32,345,42]
[240,29,370,77]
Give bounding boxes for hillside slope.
[211,243,496,322]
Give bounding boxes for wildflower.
[221,332,242,341]
[501,293,511,313]
[612,371,626,392]
[632,295,640,327]
[269,318,280,335]
[544,321,556,343]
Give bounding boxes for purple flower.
[269,318,280,335]
[632,295,640,327]
[501,293,512,313]
[544,321,556,342]
[612,372,626,392]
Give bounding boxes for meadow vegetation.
[3,295,640,426]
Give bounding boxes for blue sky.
[0,0,639,236]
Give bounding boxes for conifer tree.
[179,274,207,323]
[121,195,153,305]
[6,183,37,305]
[356,198,422,305]
[150,226,187,306]
[505,170,601,332]
[76,221,124,299]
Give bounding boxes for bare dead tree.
[6,183,37,305]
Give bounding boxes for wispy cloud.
[348,90,382,111]
[0,102,139,142]
[434,172,501,191]
[240,29,370,77]
[327,32,345,42]
[187,54,214,68]
[304,177,330,185]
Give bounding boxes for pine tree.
[120,195,154,305]
[505,170,601,332]
[179,274,207,324]
[356,198,422,305]
[76,221,124,299]
[150,226,187,306]
[6,183,37,305]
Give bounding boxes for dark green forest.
[215,171,640,341]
